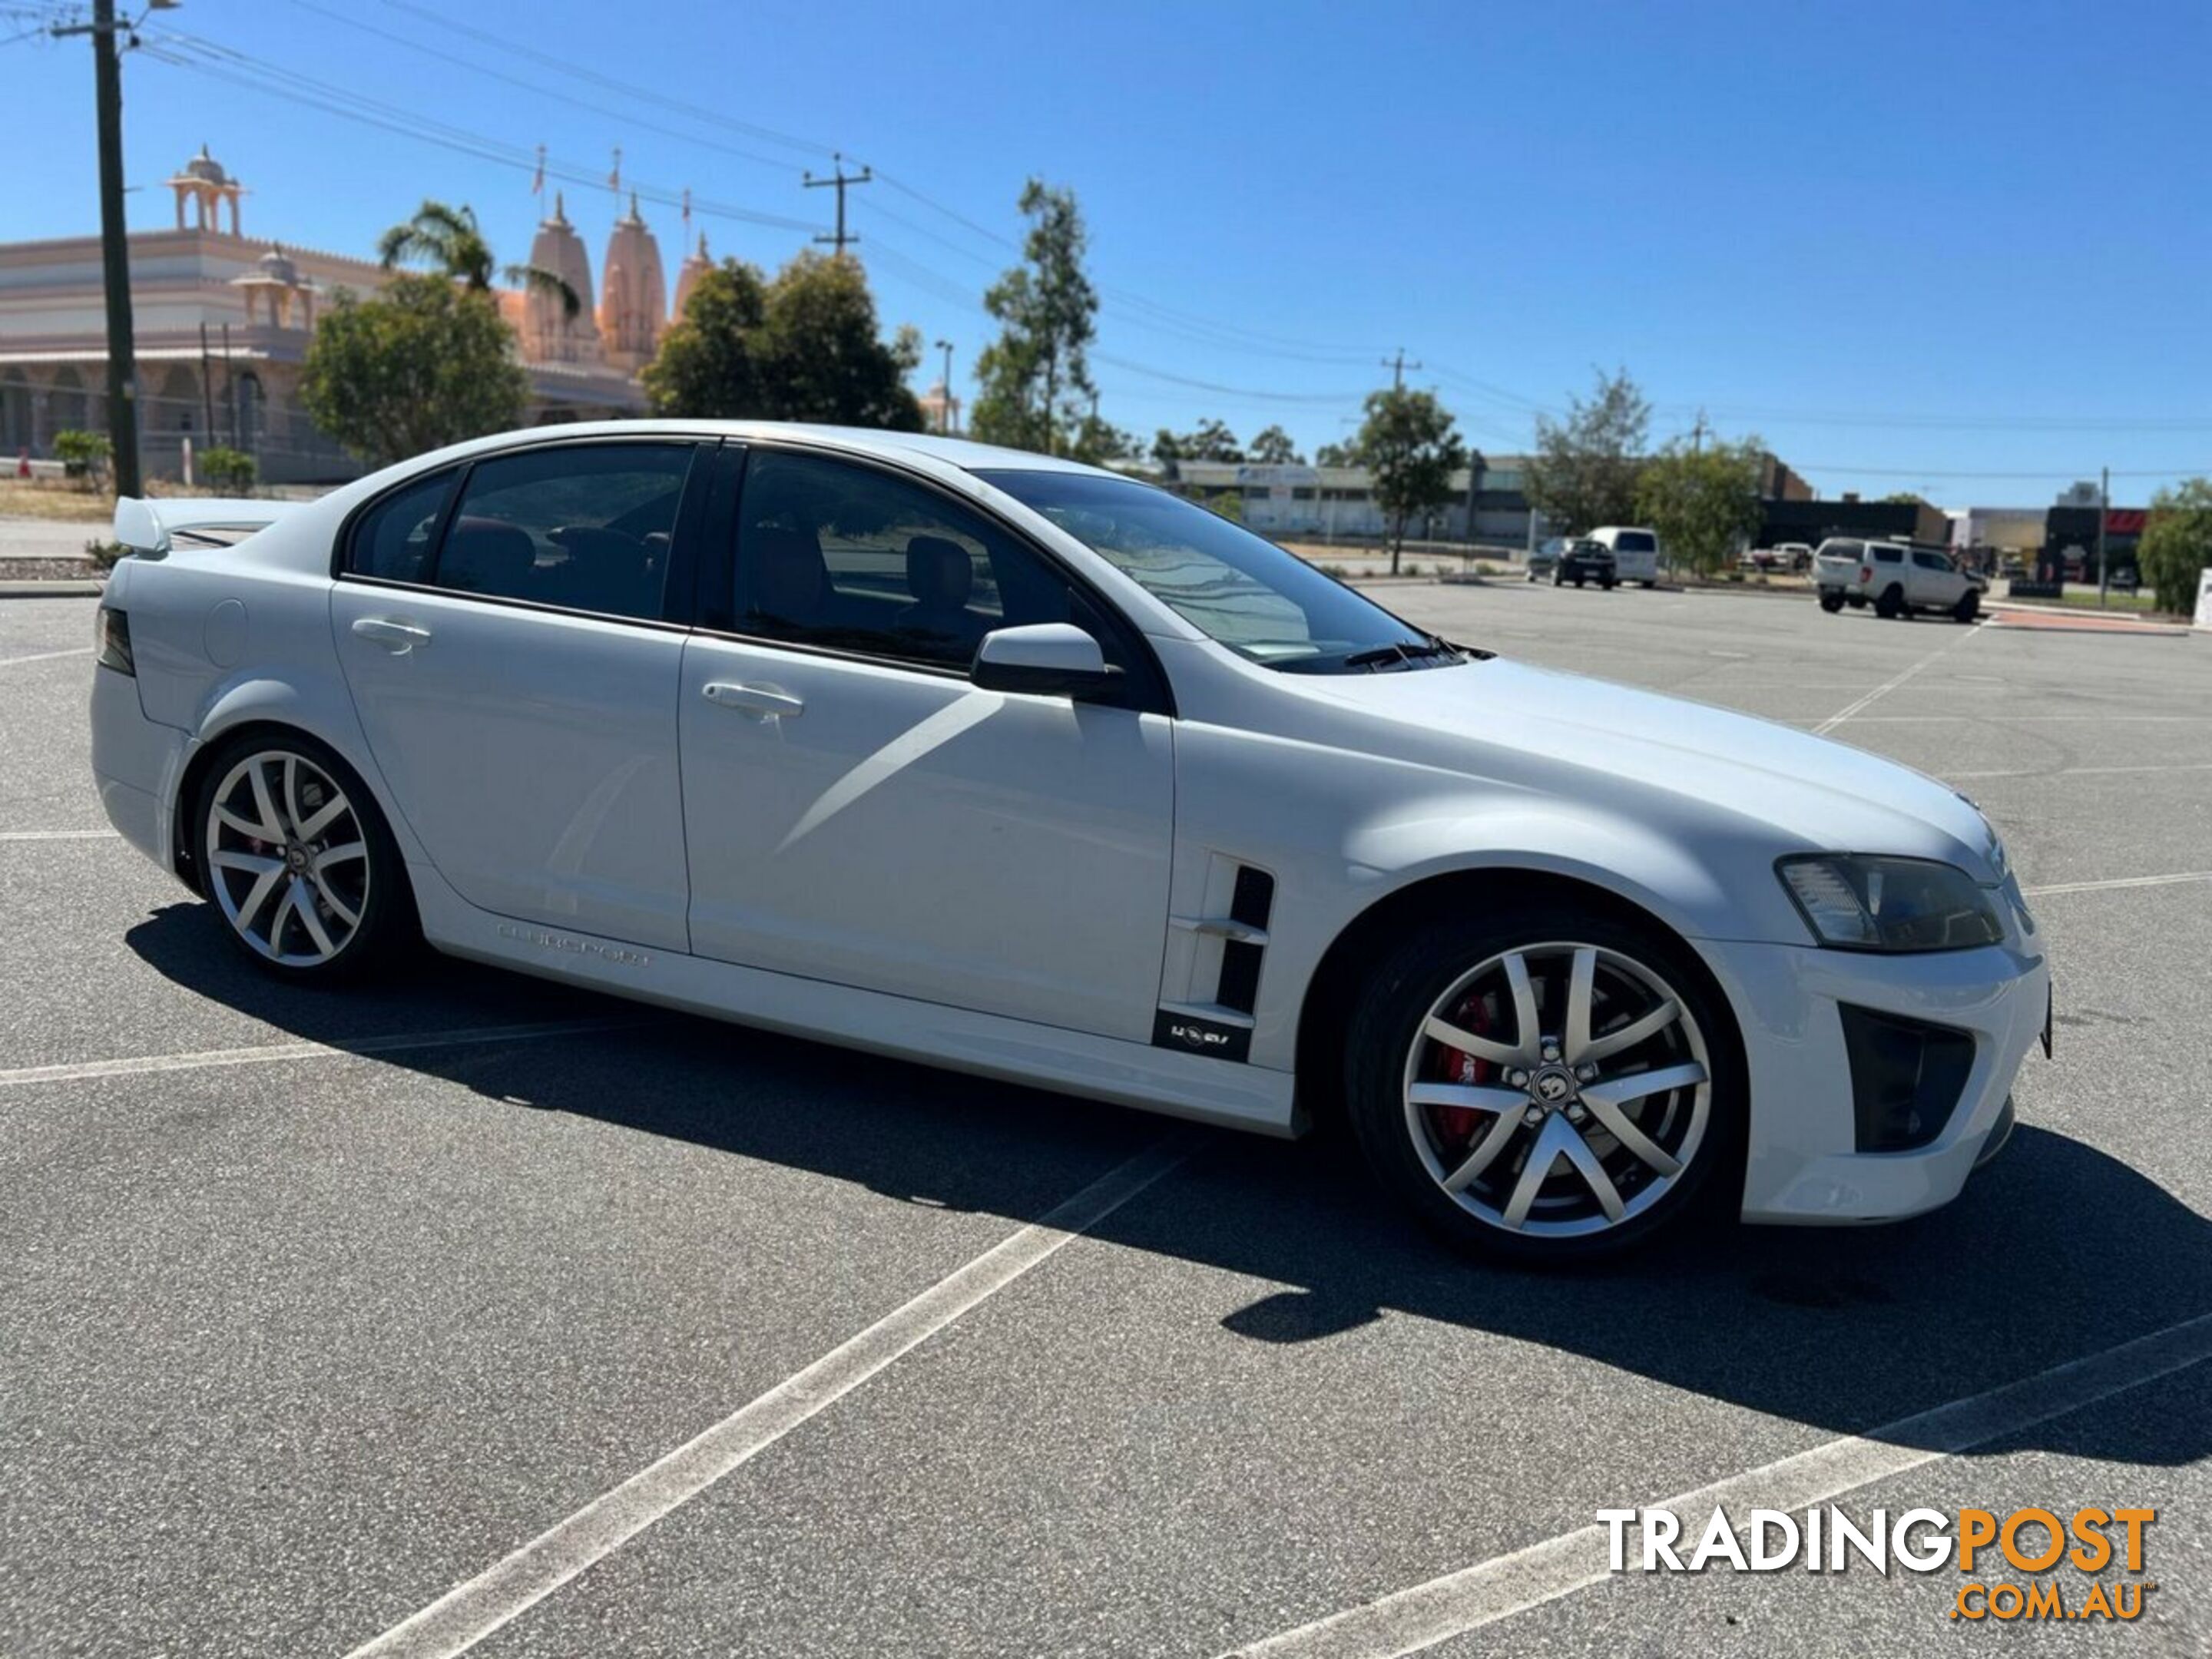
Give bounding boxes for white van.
[1585,526,1662,587]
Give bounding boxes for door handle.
[352,617,432,654]
[702,681,805,720]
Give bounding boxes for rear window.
[1611,531,1657,553]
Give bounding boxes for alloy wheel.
[204,750,369,966]
[1402,941,1711,1239]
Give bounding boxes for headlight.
[1777,854,2005,952]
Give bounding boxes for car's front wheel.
[1343,903,1741,1263]
[1953,590,1980,624]
[191,731,412,981]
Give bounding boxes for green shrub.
[198,445,257,496]
[55,429,111,488]
[84,537,128,568]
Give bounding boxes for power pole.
[1382,347,1420,391]
[803,153,872,257]
[2096,465,2110,609]
[1690,409,1709,453]
[54,0,144,498]
[934,338,954,434]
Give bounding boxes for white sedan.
[89,423,2050,1262]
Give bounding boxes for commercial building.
[1154,454,1538,545]
[0,148,686,483]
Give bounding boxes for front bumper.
[1695,932,2049,1224]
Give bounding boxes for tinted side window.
[436,443,694,620]
[734,452,1056,671]
[1873,547,1902,564]
[350,469,456,582]
[1912,551,1949,571]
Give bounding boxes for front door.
[330,439,704,952]
[678,448,1175,1041]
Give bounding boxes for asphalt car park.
[3,584,2208,1657]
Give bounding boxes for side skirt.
[408,861,1302,1138]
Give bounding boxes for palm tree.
[377,199,580,320]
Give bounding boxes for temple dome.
[598,193,666,373]
[671,232,713,320]
[182,144,229,185]
[522,192,601,364]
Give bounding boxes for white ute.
[1815,537,1985,622]
[89,422,2048,1263]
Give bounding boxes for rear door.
[330,438,707,952]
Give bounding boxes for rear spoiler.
[112,495,301,558]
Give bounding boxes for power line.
[140,31,825,237]
[369,0,835,162]
[283,0,802,175]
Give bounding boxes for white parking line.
[0,645,95,667]
[1843,714,2206,724]
[1219,1310,2212,1659]
[1811,627,1980,735]
[343,1131,1196,1659]
[1952,762,2212,780]
[2023,871,2212,898]
[0,1018,641,1090]
[0,827,120,841]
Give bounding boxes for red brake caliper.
[1432,990,1494,1144]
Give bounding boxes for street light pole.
[933,338,954,435]
[53,0,147,498]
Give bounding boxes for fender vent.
[1217,867,1276,1015]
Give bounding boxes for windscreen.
[978,469,1461,674]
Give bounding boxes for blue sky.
[8,0,2207,503]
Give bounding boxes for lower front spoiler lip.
[1972,1094,2016,1171]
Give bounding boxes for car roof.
[391,419,1124,481]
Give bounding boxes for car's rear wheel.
[1875,584,1906,618]
[192,731,411,981]
[1818,591,1846,613]
[1601,577,1617,590]
[1953,589,1980,624]
[1343,902,1743,1263]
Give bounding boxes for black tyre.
[1818,591,1846,613]
[1952,589,1980,624]
[1551,568,1565,586]
[1874,584,1906,619]
[190,729,414,982]
[1601,578,1617,591]
[1342,900,1744,1264]
[1641,580,1657,589]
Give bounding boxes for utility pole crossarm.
[803,154,873,256]
[1382,348,1422,391]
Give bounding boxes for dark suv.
[1532,538,1618,588]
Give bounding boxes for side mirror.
[971,622,1120,697]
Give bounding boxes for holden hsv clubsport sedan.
[90,423,2050,1262]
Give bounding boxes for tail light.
[1857,565,1873,584]
[95,606,134,675]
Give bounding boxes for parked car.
[1773,541,1814,573]
[1813,537,1986,622]
[92,422,2047,1263]
[1584,525,1663,587]
[1529,538,1615,588]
